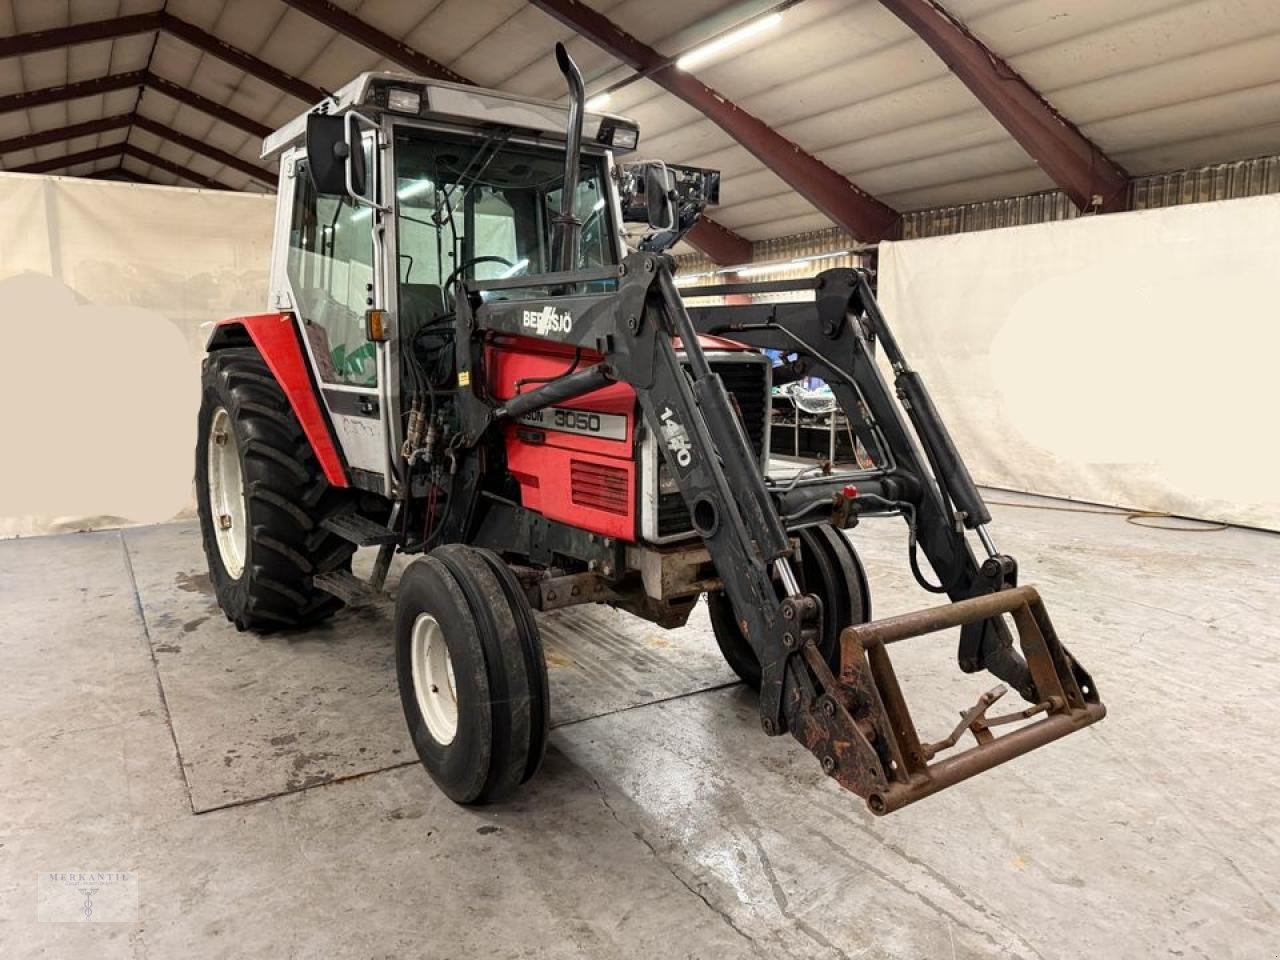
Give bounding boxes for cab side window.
[286,159,377,387]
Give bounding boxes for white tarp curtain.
[0,172,275,537]
[878,194,1280,531]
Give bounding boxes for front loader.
[196,45,1104,815]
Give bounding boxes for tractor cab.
[258,70,709,498]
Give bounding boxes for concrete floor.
[2,492,1278,959]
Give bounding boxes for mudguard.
[206,314,349,488]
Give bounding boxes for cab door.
[276,143,390,491]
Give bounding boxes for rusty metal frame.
[878,0,1130,212]
[528,0,902,242]
[802,585,1105,814]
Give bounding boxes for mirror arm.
[345,110,390,213]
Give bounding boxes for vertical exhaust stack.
[553,42,586,274]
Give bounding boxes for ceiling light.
[791,250,850,264]
[585,92,612,111]
[733,261,798,277]
[677,13,783,72]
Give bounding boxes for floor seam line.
[192,760,421,815]
[550,680,743,730]
[119,528,198,816]
[189,681,744,812]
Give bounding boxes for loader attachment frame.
[450,254,1105,814]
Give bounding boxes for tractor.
[196,44,1104,814]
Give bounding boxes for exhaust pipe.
[553,42,585,273]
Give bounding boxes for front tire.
[708,525,871,688]
[395,545,550,804]
[195,347,355,630]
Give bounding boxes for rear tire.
[708,526,871,689]
[195,347,355,631]
[395,546,550,804]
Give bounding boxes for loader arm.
[451,254,1105,814]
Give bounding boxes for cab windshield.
[393,128,616,336]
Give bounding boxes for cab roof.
[262,72,641,162]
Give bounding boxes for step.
[321,512,399,547]
[313,570,381,607]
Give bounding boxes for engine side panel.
[488,338,637,541]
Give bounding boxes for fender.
[207,314,349,488]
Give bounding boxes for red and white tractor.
[197,45,1104,813]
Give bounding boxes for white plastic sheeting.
[0,172,275,537]
[878,194,1280,531]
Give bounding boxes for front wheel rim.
[411,613,459,745]
[207,407,247,579]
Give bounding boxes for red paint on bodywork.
[489,338,636,540]
[488,333,758,542]
[209,314,349,488]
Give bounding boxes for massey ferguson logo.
[522,305,573,336]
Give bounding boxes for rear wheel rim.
[411,613,458,745]
[207,407,247,579]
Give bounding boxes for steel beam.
[122,145,234,190]
[0,113,274,185]
[10,142,236,191]
[278,0,470,85]
[878,0,1129,212]
[156,12,325,104]
[11,144,124,174]
[0,71,146,115]
[0,13,157,57]
[0,113,132,155]
[144,74,273,139]
[89,167,160,186]
[0,71,272,140]
[132,115,276,184]
[0,13,325,105]
[528,0,901,242]
[685,218,753,266]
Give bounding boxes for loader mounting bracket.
[796,585,1104,815]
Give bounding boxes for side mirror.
[306,113,367,197]
[619,161,675,230]
[643,162,676,232]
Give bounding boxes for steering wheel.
[443,256,515,297]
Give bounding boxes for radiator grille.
[657,358,769,537]
[571,459,630,516]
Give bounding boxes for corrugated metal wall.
[675,153,1280,276]
[902,154,1280,239]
